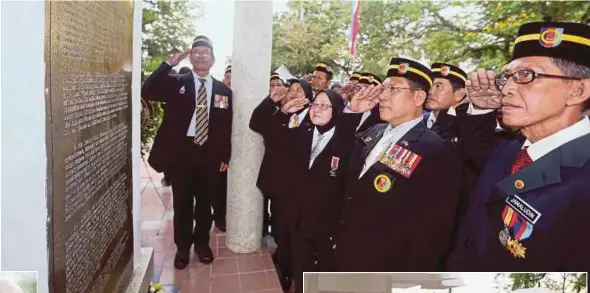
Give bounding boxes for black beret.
[511,22,590,68]
[386,58,433,91]
[192,35,213,50]
[349,71,362,81]
[315,62,333,78]
[431,63,467,87]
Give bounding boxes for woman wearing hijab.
[253,78,314,292]
[272,89,355,293]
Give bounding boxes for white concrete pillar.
[0,2,50,293]
[226,0,273,253]
[131,0,143,268]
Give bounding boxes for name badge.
[505,195,542,224]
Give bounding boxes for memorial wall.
[45,2,134,292]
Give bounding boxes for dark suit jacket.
[141,62,232,172]
[449,133,590,271]
[426,103,469,143]
[249,97,284,197]
[334,120,462,272]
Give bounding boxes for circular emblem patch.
[374,174,392,193]
[441,65,450,76]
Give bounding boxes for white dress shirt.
[186,72,213,136]
[289,108,310,128]
[357,111,372,131]
[309,126,335,168]
[523,116,590,161]
[359,116,424,178]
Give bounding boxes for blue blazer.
[449,133,590,271]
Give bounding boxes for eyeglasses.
[310,103,332,110]
[495,69,581,88]
[381,85,417,93]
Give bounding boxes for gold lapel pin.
[514,179,525,190]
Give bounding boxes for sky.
[178,0,289,79]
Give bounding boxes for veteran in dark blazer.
[448,22,590,271]
[141,35,232,269]
[333,58,463,272]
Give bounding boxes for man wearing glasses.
[333,58,462,271]
[142,35,233,269]
[449,22,590,271]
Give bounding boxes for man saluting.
[141,36,232,269]
[449,22,590,271]
[334,58,462,271]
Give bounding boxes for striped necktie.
[510,147,532,175]
[194,78,208,145]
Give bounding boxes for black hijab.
[313,89,345,134]
[287,78,314,109]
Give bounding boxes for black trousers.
[168,140,220,252]
[293,232,335,293]
[214,171,227,225]
[271,197,294,278]
[262,195,274,236]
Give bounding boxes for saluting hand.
[467,69,502,110]
[349,85,380,113]
[281,97,308,114]
[166,48,191,67]
[270,86,288,103]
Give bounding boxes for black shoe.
[194,246,215,264]
[161,177,171,187]
[174,250,190,269]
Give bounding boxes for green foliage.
[142,0,202,56]
[496,273,588,293]
[271,0,590,78]
[141,0,202,156]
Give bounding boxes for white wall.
[131,0,143,267]
[0,2,50,293]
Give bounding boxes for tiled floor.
[140,159,282,293]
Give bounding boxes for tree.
[496,273,588,293]
[142,0,203,57]
[271,0,590,78]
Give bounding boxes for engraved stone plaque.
[45,2,134,293]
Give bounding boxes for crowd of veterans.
[141,21,590,293]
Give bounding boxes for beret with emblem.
[511,21,590,68]
[315,62,333,78]
[359,72,382,86]
[431,63,467,87]
[370,74,382,86]
[225,64,232,74]
[387,58,433,91]
[192,35,213,50]
[349,71,362,81]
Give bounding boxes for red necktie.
[510,147,532,175]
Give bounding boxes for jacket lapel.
[399,120,426,144]
[495,133,590,198]
[360,124,389,158]
[183,73,196,110]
